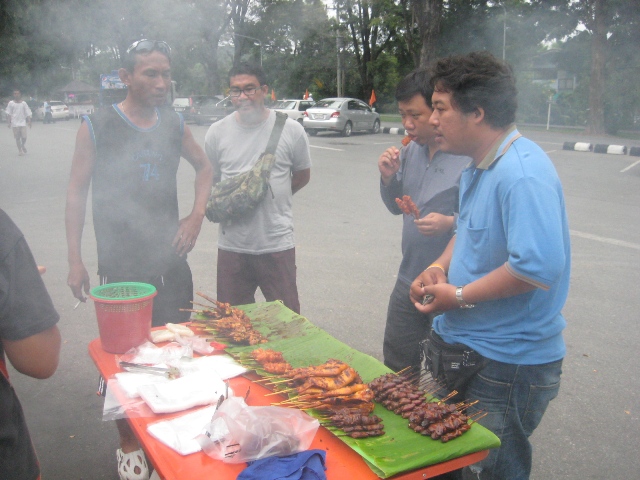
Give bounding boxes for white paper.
[114,371,171,398]
[146,405,218,455]
[138,371,228,414]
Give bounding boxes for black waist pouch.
[421,329,487,394]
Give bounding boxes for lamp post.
[233,33,262,66]
[499,3,506,60]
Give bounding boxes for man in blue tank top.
[65,40,212,480]
[410,52,570,480]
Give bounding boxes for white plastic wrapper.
[196,397,320,463]
[117,341,193,366]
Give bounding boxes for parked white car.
[272,99,315,125]
[34,101,71,121]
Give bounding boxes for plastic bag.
[117,341,193,366]
[196,396,320,463]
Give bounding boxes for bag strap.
[264,111,288,156]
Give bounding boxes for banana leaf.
[208,301,501,478]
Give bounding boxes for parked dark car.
[192,96,234,125]
[171,97,195,122]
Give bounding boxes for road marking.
[620,160,640,173]
[310,145,344,151]
[545,150,557,154]
[570,230,640,250]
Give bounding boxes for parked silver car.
[272,99,315,125]
[302,97,380,137]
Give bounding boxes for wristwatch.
[455,285,475,309]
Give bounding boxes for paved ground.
[1,117,639,479]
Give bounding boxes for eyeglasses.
[126,39,171,57]
[228,86,264,97]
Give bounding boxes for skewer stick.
[264,388,296,396]
[438,391,459,404]
[469,412,488,424]
[196,291,219,305]
[395,366,412,376]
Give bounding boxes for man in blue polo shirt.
[410,51,570,480]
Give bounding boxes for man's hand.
[172,212,204,256]
[378,147,401,185]
[68,262,91,302]
[409,266,449,311]
[411,282,459,314]
[415,213,453,237]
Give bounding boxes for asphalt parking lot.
[1,118,639,479]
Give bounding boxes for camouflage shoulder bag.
[206,112,287,224]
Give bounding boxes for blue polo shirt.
[433,127,570,365]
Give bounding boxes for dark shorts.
[217,248,300,314]
[100,260,193,327]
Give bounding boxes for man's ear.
[472,107,485,124]
[118,68,131,86]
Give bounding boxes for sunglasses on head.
[126,39,171,57]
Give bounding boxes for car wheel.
[307,129,318,136]
[342,121,352,137]
[371,120,380,134]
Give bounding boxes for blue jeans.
[383,279,433,371]
[460,358,563,480]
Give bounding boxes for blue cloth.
[463,358,563,480]
[434,128,570,365]
[237,449,327,480]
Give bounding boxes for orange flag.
[304,89,309,100]
[271,89,276,101]
[369,89,377,106]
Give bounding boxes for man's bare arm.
[292,168,310,194]
[4,326,61,379]
[173,124,214,256]
[65,122,95,301]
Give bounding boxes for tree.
[338,0,403,100]
[415,0,443,68]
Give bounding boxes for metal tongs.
[118,361,181,379]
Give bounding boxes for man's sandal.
[117,448,150,480]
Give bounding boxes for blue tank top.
[85,104,184,278]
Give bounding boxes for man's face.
[398,94,435,146]
[430,90,474,156]
[229,74,267,121]
[121,51,171,108]
[13,90,21,101]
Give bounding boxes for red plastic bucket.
[90,282,158,354]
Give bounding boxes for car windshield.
[49,101,64,106]
[315,100,342,109]
[273,101,296,110]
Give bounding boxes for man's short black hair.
[430,51,517,128]
[228,62,267,86]
[395,69,433,107]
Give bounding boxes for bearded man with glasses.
[65,39,212,480]
[205,62,311,314]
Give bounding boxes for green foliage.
[0,0,637,133]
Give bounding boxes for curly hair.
[430,51,517,128]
